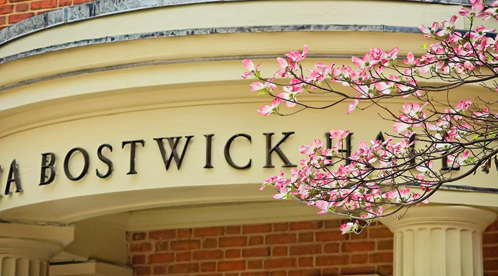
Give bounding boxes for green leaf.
[423,43,428,51]
[474,134,479,139]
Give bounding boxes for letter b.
[40,153,56,186]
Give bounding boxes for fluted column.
[382,205,497,276]
[0,222,74,276]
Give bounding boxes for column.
[0,222,74,276]
[382,205,497,276]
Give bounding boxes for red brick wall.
[129,218,498,276]
[0,0,96,30]
[485,219,498,276]
[128,219,394,276]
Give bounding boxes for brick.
[194,226,225,237]
[193,250,223,260]
[249,236,264,245]
[264,258,297,269]
[131,232,147,241]
[15,3,28,12]
[484,260,498,270]
[242,273,269,276]
[316,231,345,242]
[290,221,322,231]
[226,249,241,258]
[273,222,289,231]
[131,255,145,265]
[378,239,393,250]
[350,228,368,240]
[288,269,320,276]
[155,241,168,252]
[9,0,30,2]
[369,227,394,238]
[201,262,216,272]
[248,260,263,269]
[58,0,71,6]
[0,0,5,4]
[322,268,339,275]
[273,246,288,256]
[270,272,286,276]
[168,263,199,274]
[484,233,498,244]
[324,220,341,229]
[340,219,352,226]
[148,253,174,264]
[352,254,368,264]
[130,242,152,252]
[152,266,167,275]
[28,1,39,9]
[243,247,270,257]
[316,255,349,266]
[340,266,376,275]
[486,220,498,231]
[220,237,247,247]
[298,232,314,243]
[290,244,321,255]
[203,238,217,248]
[0,5,14,15]
[243,224,272,234]
[218,260,246,271]
[171,240,200,251]
[176,252,191,262]
[0,16,5,25]
[30,0,56,10]
[266,233,296,244]
[324,243,340,253]
[342,241,375,252]
[134,266,151,275]
[369,252,393,263]
[298,257,313,267]
[178,229,192,239]
[378,265,393,276]
[149,229,175,240]
[484,245,498,258]
[227,226,241,234]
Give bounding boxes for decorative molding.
[0,24,421,65]
[50,260,132,276]
[0,0,469,47]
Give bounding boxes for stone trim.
[0,0,470,47]
[0,24,421,65]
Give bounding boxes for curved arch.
[0,0,469,46]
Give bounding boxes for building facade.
[0,0,497,275]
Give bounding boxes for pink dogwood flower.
[257,98,281,116]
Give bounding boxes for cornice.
[0,0,469,47]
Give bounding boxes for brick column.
[0,221,74,276]
[382,205,497,276]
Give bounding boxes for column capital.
[380,204,497,276]
[381,205,497,233]
[0,221,74,276]
[0,221,74,246]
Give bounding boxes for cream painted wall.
[0,73,496,223]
